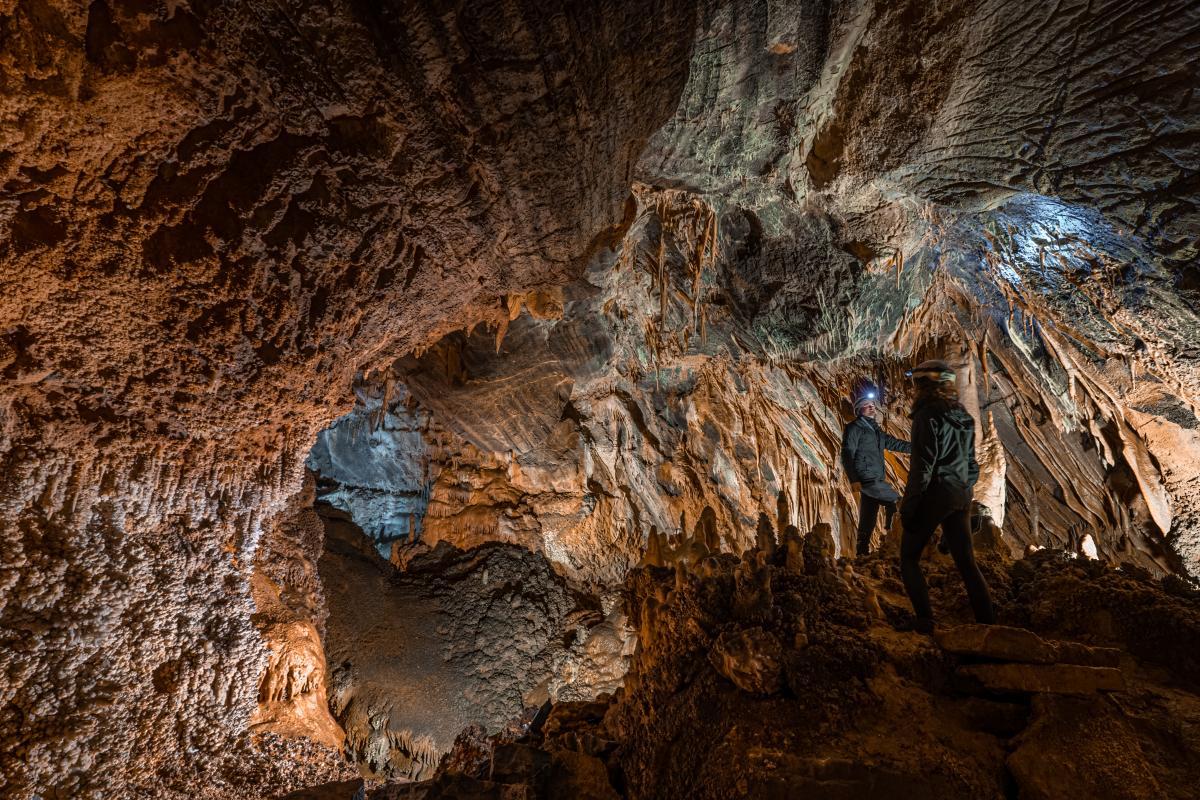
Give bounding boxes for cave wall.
[318,509,627,781]
[0,1,695,795]
[637,0,1200,566]
[307,382,438,553]
[340,188,1187,586]
[248,474,345,754]
[379,190,870,581]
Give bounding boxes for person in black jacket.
[898,360,995,632]
[841,390,910,556]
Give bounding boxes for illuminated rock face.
[307,384,438,555]
[1,0,1198,797]
[335,188,1194,584]
[0,2,693,796]
[380,192,870,579]
[630,0,1200,572]
[249,476,345,754]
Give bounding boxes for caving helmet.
[853,388,879,414]
[906,359,956,384]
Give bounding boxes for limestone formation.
[317,505,625,781]
[250,474,345,751]
[332,167,1199,582]
[1,1,694,794]
[708,626,784,694]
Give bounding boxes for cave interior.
[3,0,1200,798]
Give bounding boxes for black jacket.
[900,398,979,517]
[841,416,911,497]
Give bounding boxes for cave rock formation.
[2,0,1199,797]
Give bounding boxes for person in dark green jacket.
[898,360,995,632]
[841,390,910,556]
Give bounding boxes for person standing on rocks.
[899,360,995,632]
[841,387,910,557]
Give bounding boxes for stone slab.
[955,663,1125,695]
[937,625,1121,668]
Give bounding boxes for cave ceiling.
[2,0,1199,796]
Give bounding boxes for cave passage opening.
[296,365,636,785]
[307,381,437,559]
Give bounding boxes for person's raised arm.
[883,429,911,455]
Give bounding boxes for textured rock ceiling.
[1,1,694,795]
[2,0,1199,797]
[319,0,1200,584]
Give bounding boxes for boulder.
[547,750,621,800]
[1008,695,1166,800]
[542,699,611,739]
[709,627,784,694]
[489,743,553,789]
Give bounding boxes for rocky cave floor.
[282,519,1200,800]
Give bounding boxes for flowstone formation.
[404,523,1200,799]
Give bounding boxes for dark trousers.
[900,503,995,624]
[856,494,896,556]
